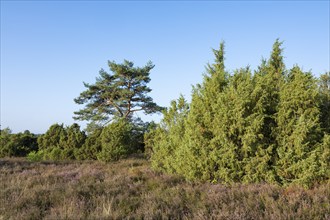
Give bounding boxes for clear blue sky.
[1,1,329,134]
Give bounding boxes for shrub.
[97,119,134,162]
[150,40,330,187]
[74,128,102,160]
[27,150,44,162]
[36,123,86,160]
[1,129,38,158]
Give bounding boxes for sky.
[1,1,329,134]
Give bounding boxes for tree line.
[1,39,329,187]
[1,60,160,161]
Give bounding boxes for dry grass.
[1,156,329,219]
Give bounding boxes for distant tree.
[0,128,38,157]
[64,123,86,150]
[17,130,39,156]
[61,123,86,159]
[129,118,151,152]
[74,60,163,125]
[37,124,66,150]
[0,128,12,157]
[37,123,86,160]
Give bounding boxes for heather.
[1,156,329,220]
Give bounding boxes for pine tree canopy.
[74,60,163,124]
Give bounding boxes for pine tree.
[74,60,162,124]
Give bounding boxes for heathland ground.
[1,155,329,219]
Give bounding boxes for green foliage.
[97,119,134,162]
[24,119,149,162]
[143,121,158,158]
[65,123,86,150]
[72,59,164,161]
[276,67,323,186]
[37,123,86,160]
[129,118,150,153]
[75,128,102,160]
[47,147,65,161]
[160,43,230,181]
[319,72,330,133]
[212,68,261,183]
[269,39,286,76]
[149,95,189,174]
[150,40,330,187]
[318,134,330,180]
[0,128,38,157]
[74,60,163,124]
[37,124,66,150]
[3,40,328,188]
[26,150,44,162]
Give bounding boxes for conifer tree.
[240,40,286,183]
[211,67,280,183]
[60,123,86,159]
[37,123,86,160]
[182,42,229,180]
[276,66,322,186]
[37,124,66,150]
[97,118,141,162]
[318,134,330,181]
[150,40,329,187]
[319,72,330,133]
[150,95,189,173]
[239,70,278,183]
[64,123,86,150]
[75,128,102,160]
[74,60,162,124]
